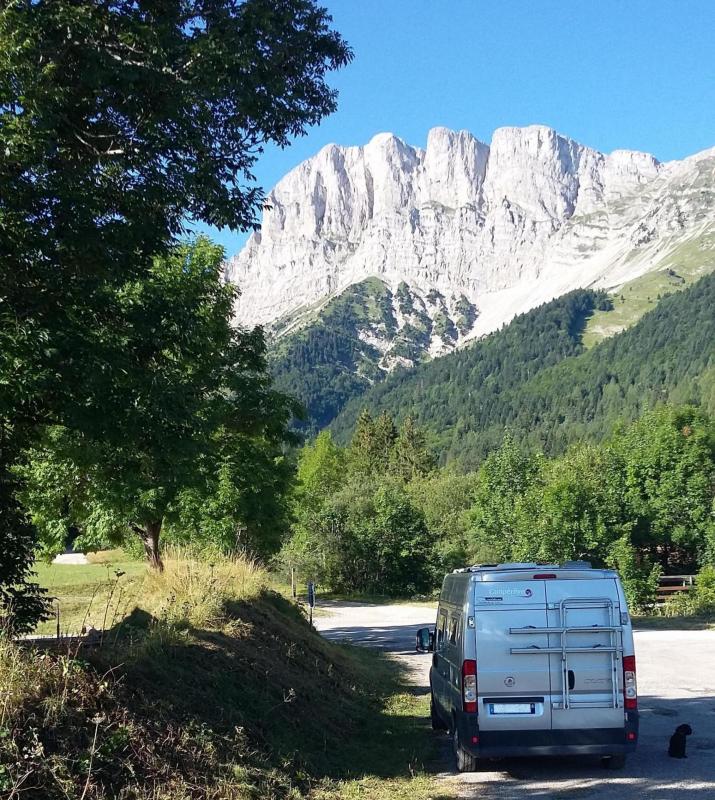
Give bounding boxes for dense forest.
[269,279,393,432]
[280,405,715,610]
[331,273,715,468]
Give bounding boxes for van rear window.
[448,617,458,644]
[436,611,448,651]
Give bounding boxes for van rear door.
[473,580,552,733]
[544,579,624,731]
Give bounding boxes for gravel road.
[315,600,715,798]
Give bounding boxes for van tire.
[430,696,447,730]
[453,724,478,772]
[602,754,626,770]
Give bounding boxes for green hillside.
[330,273,715,468]
[270,277,478,432]
[269,279,390,432]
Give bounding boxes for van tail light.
[623,655,637,709]
[462,659,477,713]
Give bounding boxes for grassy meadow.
[583,237,715,348]
[32,550,147,636]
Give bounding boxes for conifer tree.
[373,411,398,469]
[348,410,377,475]
[390,415,435,481]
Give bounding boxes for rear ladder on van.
[509,597,623,710]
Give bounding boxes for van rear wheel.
[453,724,478,772]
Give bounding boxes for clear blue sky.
[198,0,715,256]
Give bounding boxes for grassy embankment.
[2,553,450,799]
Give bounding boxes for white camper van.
[416,562,638,771]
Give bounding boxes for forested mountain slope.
[269,277,478,432]
[331,273,715,468]
[329,289,608,455]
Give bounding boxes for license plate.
[489,703,535,715]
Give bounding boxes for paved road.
[315,601,715,799]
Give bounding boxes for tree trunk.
[132,520,164,571]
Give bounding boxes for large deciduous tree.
[288,476,433,597]
[469,431,540,561]
[281,420,440,595]
[16,239,298,569]
[610,406,715,571]
[0,0,349,619]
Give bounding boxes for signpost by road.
[307,581,316,626]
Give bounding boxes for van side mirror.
[416,627,434,652]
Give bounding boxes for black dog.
[668,724,693,758]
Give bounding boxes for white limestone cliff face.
[225,125,715,342]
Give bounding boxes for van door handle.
[568,670,575,691]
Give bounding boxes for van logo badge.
[504,676,516,687]
[484,587,534,598]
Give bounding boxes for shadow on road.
[435,694,715,799]
[319,621,435,654]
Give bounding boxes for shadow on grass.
[96,590,440,789]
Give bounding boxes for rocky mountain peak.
[225,125,714,348]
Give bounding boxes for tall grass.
[33,548,269,636]
[0,634,35,728]
[0,633,92,730]
[142,548,267,628]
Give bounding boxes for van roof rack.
[456,562,549,573]
[454,560,595,574]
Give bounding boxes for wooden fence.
[656,574,695,605]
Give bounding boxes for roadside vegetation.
[2,553,445,799]
[282,405,715,614]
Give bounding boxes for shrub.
[608,536,661,611]
[661,590,694,617]
[692,566,715,614]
